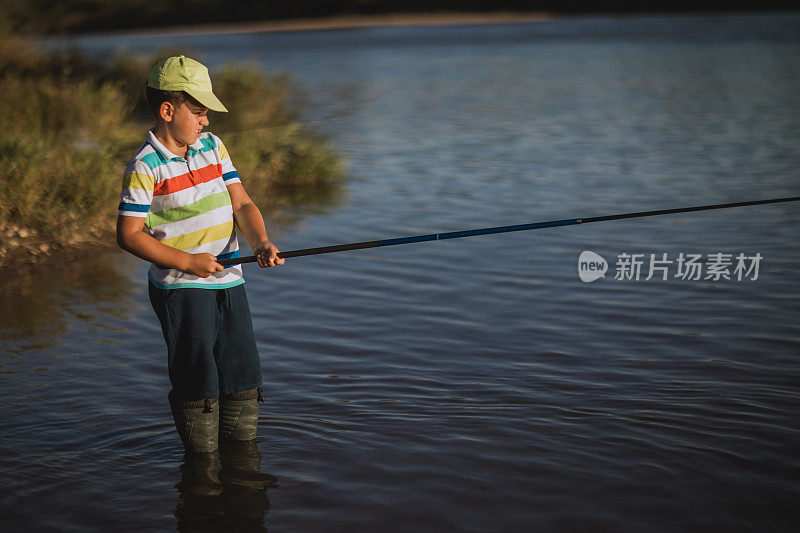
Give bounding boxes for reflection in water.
[0,249,138,343]
[0,189,345,351]
[175,440,278,532]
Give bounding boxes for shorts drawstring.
[215,288,234,316]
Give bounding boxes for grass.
[0,30,344,266]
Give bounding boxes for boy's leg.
[149,282,222,453]
[169,391,219,454]
[214,284,264,441]
[219,389,261,441]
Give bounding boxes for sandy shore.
[87,11,557,38]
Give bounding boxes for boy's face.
[166,100,209,146]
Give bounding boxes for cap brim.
[185,89,228,113]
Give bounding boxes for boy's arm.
[227,183,284,268]
[116,215,224,277]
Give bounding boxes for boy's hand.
[254,241,284,268]
[186,253,225,277]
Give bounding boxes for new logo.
[578,251,608,282]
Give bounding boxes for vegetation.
[0,1,548,35]
[0,0,746,36]
[0,29,344,266]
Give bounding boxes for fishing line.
[218,195,800,267]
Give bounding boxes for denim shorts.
[148,281,263,400]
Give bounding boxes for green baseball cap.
[146,55,228,113]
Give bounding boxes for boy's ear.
[159,101,175,122]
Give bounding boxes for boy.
[116,55,284,455]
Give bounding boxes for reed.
[0,31,344,265]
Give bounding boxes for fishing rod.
[218,195,800,267]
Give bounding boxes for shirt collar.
[146,129,203,162]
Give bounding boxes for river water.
[3,12,800,532]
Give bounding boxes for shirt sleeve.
[215,134,241,186]
[118,159,154,218]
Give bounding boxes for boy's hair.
[145,87,205,118]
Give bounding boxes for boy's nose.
[200,115,209,126]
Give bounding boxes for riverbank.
[82,11,556,38]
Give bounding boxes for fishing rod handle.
[220,253,282,266]
[217,240,383,266]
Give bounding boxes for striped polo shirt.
[119,129,244,289]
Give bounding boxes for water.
[4,12,800,531]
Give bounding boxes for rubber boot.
[170,390,220,454]
[219,388,263,441]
